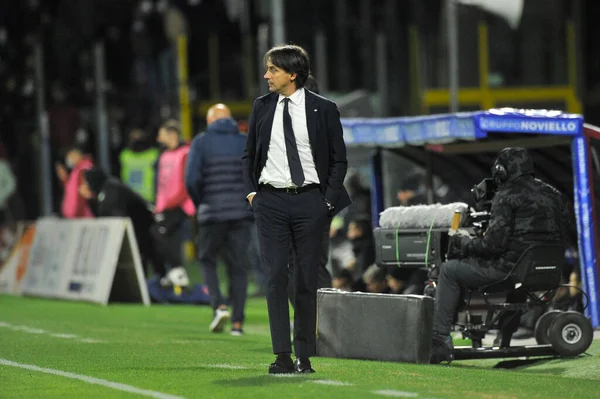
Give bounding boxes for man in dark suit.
[243,45,351,374]
[287,75,333,306]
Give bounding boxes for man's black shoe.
[268,354,294,374]
[294,357,315,373]
[430,334,454,365]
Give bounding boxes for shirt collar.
[278,87,304,106]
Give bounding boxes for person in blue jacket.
[185,103,253,336]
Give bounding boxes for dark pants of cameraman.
[433,259,507,336]
[197,220,251,323]
[150,207,187,268]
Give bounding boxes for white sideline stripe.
[79,338,104,343]
[51,333,78,339]
[12,326,46,334]
[0,359,185,399]
[311,380,354,386]
[0,321,103,343]
[204,364,247,369]
[373,390,418,397]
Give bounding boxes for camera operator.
[430,147,569,364]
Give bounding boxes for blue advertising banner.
[341,108,583,146]
[572,137,599,326]
[341,112,483,146]
[477,116,581,135]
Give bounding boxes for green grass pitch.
[1,294,599,399]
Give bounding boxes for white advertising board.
[21,217,149,306]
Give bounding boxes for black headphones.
[492,162,508,184]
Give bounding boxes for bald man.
[206,103,232,124]
[185,103,253,336]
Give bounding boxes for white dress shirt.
[258,88,320,188]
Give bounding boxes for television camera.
[467,177,497,237]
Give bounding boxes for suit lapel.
[305,90,318,148]
[260,94,278,158]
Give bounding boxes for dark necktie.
[282,98,305,187]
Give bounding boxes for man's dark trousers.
[288,217,333,307]
[433,259,508,336]
[150,207,187,267]
[197,220,251,323]
[254,186,329,357]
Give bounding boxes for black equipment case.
[316,288,434,363]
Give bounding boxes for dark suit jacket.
[242,89,351,215]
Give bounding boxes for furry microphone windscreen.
[379,202,469,229]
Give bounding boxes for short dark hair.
[333,268,353,281]
[304,74,320,94]
[350,215,372,235]
[160,119,181,135]
[400,172,425,192]
[363,264,387,284]
[264,45,310,89]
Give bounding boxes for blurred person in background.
[362,265,390,293]
[0,141,16,224]
[119,128,160,203]
[80,167,167,282]
[347,215,375,288]
[332,268,354,292]
[397,171,427,206]
[397,170,462,206]
[55,146,94,218]
[345,171,372,218]
[185,103,253,336]
[152,119,195,286]
[386,266,427,295]
[548,247,582,312]
[328,170,371,248]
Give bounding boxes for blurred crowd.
[0,116,463,301]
